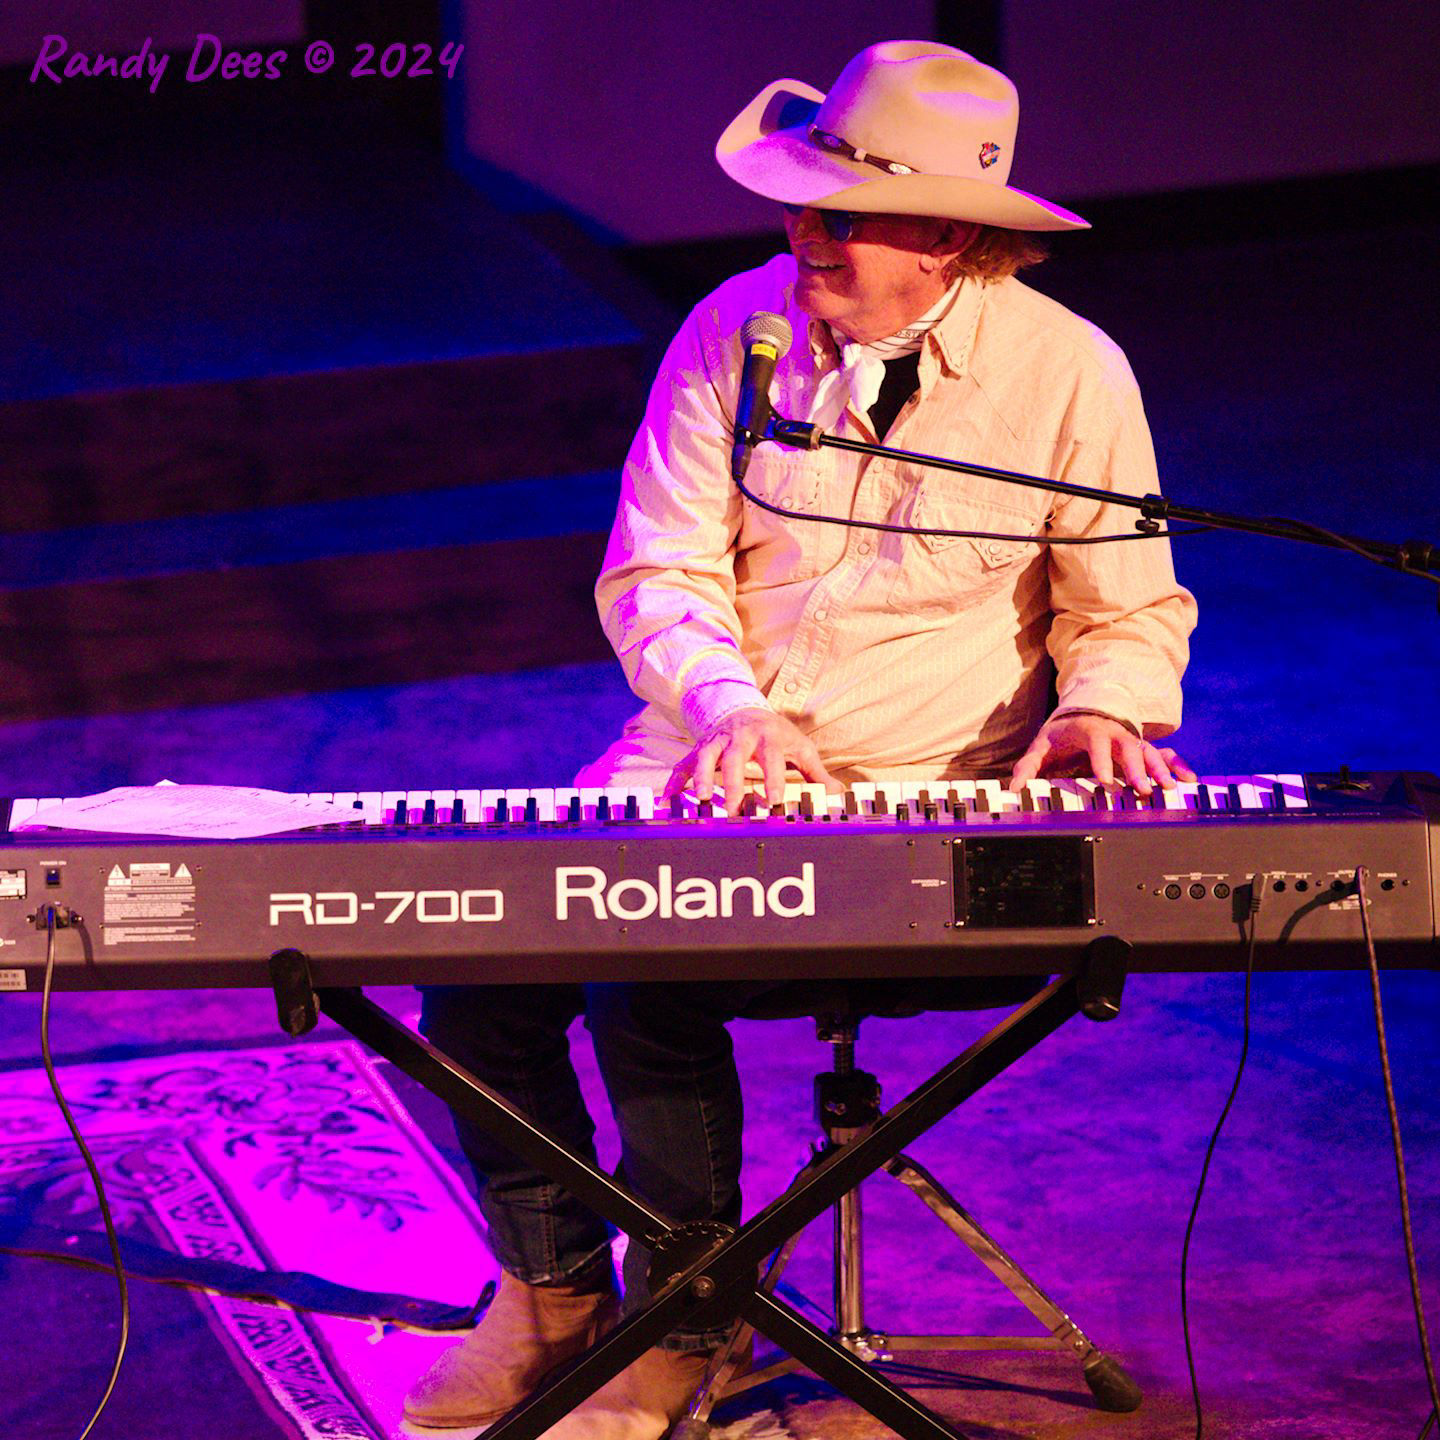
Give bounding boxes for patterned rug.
[0,1039,505,1438]
[0,1038,802,1439]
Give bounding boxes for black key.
[597,795,611,821]
[843,790,858,816]
[495,797,508,822]
[800,791,815,817]
[451,800,466,824]
[896,802,910,824]
[1019,786,1037,812]
[524,796,538,823]
[670,794,685,819]
[394,801,408,826]
[698,799,714,820]
[569,796,583,823]
[423,798,437,825]
[625,794,639,821]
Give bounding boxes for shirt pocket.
[736,445,826,584]
[886,480,1041,616]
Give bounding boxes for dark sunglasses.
[780,204,862,243]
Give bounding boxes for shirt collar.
[799,276,986,379]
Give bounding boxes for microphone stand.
[764,417,1440,598]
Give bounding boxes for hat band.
[807,124,917,177]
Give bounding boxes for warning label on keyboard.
[103,860,197,945]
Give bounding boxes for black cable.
[1268,516,1440,592]
[0,1242,487,1335]
[39,906,129,1440]
[1180,874,1264,1440]
[735,471,1213,546]
[1418,1408,1437,1440]
[1355,867,1440,1428]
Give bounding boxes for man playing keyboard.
[406,40,1197,1438]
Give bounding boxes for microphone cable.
[734,469,1214,548]
[37,904,129,1440]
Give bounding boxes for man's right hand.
[666,708,839,810]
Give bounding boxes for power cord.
[1355,867,1440,1432]
[1180,872,1265,1439]
[36,904,129,1440]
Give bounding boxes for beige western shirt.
[586,255,1196,787]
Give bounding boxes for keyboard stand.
[273,940,1133,1440]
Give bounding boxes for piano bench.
[677,975,1142,1435]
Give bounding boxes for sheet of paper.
[16,784,378,838]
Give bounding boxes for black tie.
[867,351,921,440]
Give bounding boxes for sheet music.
[15,784,378,838]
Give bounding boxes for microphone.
[732,311,793,484]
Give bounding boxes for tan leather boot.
[536,1344,721,1440]
[403,1270,621,1429]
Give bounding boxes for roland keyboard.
[2,772,1436,988]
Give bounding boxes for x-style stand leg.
[293,945,1125,1440]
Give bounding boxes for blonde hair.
[944,225,1049,284]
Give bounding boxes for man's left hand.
[1007,713,1196,795]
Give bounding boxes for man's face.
[782,207,961,344]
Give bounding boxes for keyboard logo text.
[555,863,815,921]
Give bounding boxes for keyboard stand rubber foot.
[1083,1350,1143,1412]
[1077,935,1131,1022]
[269,947,319,1036]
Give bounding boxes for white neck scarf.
[809,282,960,431]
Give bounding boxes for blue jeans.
[419,980,778,1350]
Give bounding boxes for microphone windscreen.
[741,311,793,356]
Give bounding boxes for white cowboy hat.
[716,40,1088,232]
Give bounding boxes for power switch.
[44,867,61,888]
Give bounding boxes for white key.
[873,781,905,815]
[381,789,406,823]
[1229,781,1265,811]
[847,782,877,816]
[453,789,480,823]
[429,788,457,816]
[974,779,1008,813]
[479,788,506,821]
[789,783,831,818]
[1020,778,1053,811]
[408,789,436,818]
[1156,784,1190,811]
[622,787,655,820]
[578,786,605,821]
[505,787,535,820]
[1049,780,1088,812]
[1258,773,1309,809]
